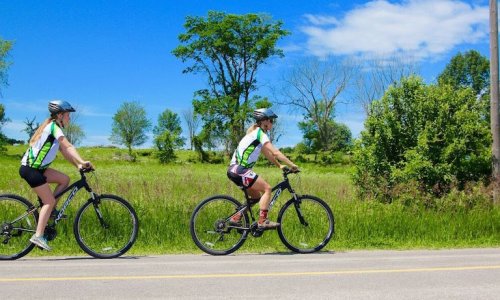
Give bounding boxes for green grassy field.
[1,145,499,258]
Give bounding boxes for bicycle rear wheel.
[74,194,138,258]
[190,195,249,255]
[0,194,38,260]
[277,195,334,253]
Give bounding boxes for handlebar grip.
[282,166,300,174]
[79,167,94,173]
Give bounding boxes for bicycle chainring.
[250,222,264,237]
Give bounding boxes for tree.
[354,54,418,115]
[279,56,355,152]
[0,38,13,152]
[0,102,9,152]
[62,109,86,146]
[0,38,13,96]
[64,123,86,146]
[438,50,490,97]
[22,116,39,143]
[153,109,185,163]
[110,101,151,157]
[353,76,491,202]
[298,119,352,154]
[182,108,200,150]
[173,11,289,153]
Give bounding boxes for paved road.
[1,248,500,299]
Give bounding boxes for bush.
[353,76,491,202]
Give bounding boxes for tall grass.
[0,145,499,257]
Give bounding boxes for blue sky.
[0,0,492,148]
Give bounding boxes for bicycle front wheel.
[0,194,38,260]
[74,194,138,258]
[190,195,249,255]
[277,195,334,253]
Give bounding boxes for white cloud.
[301,0,488,60]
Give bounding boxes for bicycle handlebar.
[79,167,95,175]
[282,166,300,176]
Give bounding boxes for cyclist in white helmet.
[19,100,93,251]
[227,108,298,229]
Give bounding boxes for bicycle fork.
[89,194,109,229]
[291,195,308,226]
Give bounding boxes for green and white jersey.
[21,121,65,170]
[230,128,270,168]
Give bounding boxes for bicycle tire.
[190,195,249,255]
[74,194,138,259]
[277,195,334,253]
[0,194,38,260]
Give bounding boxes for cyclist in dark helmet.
[227,108,299,229]
[19,100,93,251]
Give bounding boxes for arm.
[262,142,298,170]
[58,137,93,169]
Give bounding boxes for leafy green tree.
[330,122,352,152]
[0,102,10,152]
[62,110,86,146]
[110,101,151,157]
[0,38,13,152]
[153,109,185,163]
[173,11,289,153]
[64,123,86,146]
[0,38,13,96]
[437,50,490,96]
[353,76,491,201]
[299,119,352,154]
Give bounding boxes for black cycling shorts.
[19,165,47,188]
[227,164,259,189]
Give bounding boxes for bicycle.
[190,167,334,255]
[0,168,139,260]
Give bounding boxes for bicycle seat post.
[243,189,251,206]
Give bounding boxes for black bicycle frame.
[267,174,297,211]
[239,171,299,222]
[48,171,95,224]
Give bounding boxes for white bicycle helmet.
[253,108,278,122]
[48,100,76,115]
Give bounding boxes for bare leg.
[43,168,70,199]
[32,184,56,236]
[247,177,272,210]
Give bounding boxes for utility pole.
[490,0,500,204]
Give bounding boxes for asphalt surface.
[1,248,500,299]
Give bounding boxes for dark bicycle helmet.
[48,100,76,115]
[253,108,278,122]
